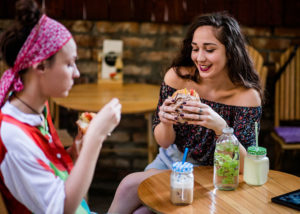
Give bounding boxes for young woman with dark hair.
[108,12,262,214]
[0,0,121,213]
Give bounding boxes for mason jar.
[243,146,269,185]
[170,162,194,205]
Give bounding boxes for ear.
[33,62,45,73]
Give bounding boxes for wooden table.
[138,166,300,213]
[51,83,160,162]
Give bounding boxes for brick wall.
[1,19,300,177]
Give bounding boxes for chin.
[62,91,69,97]
[199,72,211,79]
[55,90,69,97]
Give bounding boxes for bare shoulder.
[234,88,261,107]
[164,67,193,89]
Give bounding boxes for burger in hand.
[170,88,200,123]
[76,112,96,134]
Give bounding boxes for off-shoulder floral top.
[153,81,262,166]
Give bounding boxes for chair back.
[246,45,268,89]
[274,46,300,127]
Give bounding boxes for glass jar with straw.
[243,122,269,185]
[170,148,194,205]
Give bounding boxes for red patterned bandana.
[0,14,72,107]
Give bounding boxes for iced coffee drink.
[170,162,194,205]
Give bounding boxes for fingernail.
[175,109,179,112]
[183,102,186,104]
[179,105,183,109]
[174,116,178,120]
[171,99,175,102]
[180,113,184,117]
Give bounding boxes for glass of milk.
[243,146,269,185]
[170,162,194,205]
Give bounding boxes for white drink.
[243,147,269,186]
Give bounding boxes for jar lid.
[247,146,267,155]
[222,127,234,134]
[172,162,193,173]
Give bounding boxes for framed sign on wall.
[99,39,123,85]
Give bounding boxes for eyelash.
[191,49,215,53]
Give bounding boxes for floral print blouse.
[153,81,262,166]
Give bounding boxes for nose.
[73,64,80,78]
[197,50,206,62]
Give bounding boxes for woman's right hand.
[86,98,122,141]
[158,96,177,125]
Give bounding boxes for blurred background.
[0,0,299,213]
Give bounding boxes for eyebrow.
[191,42,217,46]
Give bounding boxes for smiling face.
[191,26,228,79]
[39,38,79,97]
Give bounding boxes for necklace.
[14,95,49,135]
[14,95,42,115]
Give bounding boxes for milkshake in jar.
[170,162,194,205]
[243,146,269,185]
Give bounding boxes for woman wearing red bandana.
[0,0,121,213]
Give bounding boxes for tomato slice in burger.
[190,89,194,96]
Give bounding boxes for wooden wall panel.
[202,0,230,14]
[43,0,64,19]
[254,0,282,26]
[64,0,83,20]
[183,0,204,23]
[166,0,188,23]
[0,0,17,19]
[85,0,109,20]
[284,0,300,27]
[129,0,151,22]
[149,0,167,23]
[236,0,257,26]
[0,0,298,26]
[108,0,132,21]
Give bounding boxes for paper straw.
[182,147,189,164]
[255,122,258,149]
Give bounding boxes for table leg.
[145,112,157,163]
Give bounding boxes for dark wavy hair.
[169,12,263,99]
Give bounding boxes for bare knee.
[116,169,162,197]
[132,205,154,214]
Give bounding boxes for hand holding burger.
[170,88,200,123]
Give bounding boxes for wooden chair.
[270,46,300,170]
[48,99,74,148]
[246,45,268,89]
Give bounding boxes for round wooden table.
[51,83,160,162]
[138,166,300,214]
[52,83,160,114]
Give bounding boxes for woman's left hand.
[181,101,227,135]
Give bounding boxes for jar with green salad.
[213,127,240,190]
